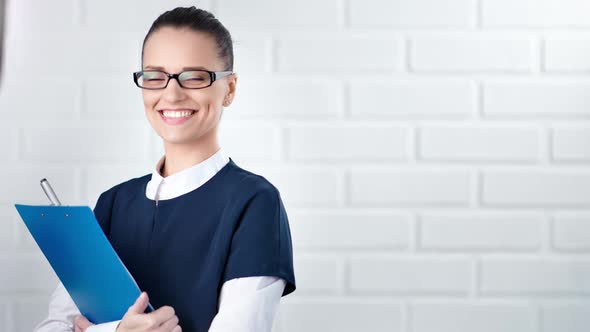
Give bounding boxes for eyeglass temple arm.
[214,71,234,80]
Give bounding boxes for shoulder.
[95,173,151,204]
[226,163,281,201]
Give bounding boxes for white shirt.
[33,148,287,332]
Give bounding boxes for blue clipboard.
[14,204,154,324]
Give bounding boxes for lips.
[157,109,197,125]
[158,108,196,113]
[159,109,196,117]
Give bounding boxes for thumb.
[127,292,149,315]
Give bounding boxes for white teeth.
[161,110,195,118]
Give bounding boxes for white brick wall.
[2,0,590,331]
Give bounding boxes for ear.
[223,73,238,107]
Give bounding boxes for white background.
[2,0,590,331]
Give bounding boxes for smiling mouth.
[157,109,197,126]
[158,109,197,118]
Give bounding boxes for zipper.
[149,179,163,253]
[148,196,158,255]
[149,184,160,253]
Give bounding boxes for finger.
[148,305,175,324]
[74,316,82,332]
[158,314,179,331]
[76,315,94,329]
[127,292,149,315]
[172,325,182,332]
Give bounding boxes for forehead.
[142,27,223,72]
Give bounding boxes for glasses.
[132,69,234,90]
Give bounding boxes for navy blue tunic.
[92,158,296,332]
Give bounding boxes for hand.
[74,315,95,332]
[116,292,181,332]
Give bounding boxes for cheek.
[189,91,224,110]
[142,92,158,110]
[203,88,226,106]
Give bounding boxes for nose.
[162,77,186,101]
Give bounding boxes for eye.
[181,71,209,81]
[141,71,166,81]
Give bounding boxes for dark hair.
[141,6,234,71]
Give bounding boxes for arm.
[33,281,121,332]
[33,282,78,332]
[208,276,286,332]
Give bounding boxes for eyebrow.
[143,65,208,71]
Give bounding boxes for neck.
[160,131,220,178]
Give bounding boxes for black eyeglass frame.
[132,69,234,90]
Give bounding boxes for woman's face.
[141,27,236,147]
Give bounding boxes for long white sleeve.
[33,282,78,332]
[208,276,286,332]
[33,282,120,332]
[35,276,285,332]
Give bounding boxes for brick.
[0,208,18,250]
[286,125,410,161]
[350,256,472,294]
[278,36,403,72]
[0,129,18,161]
[0,166,82,205]
[481,258,590,294]
[411,302,536,332]
[0,300,9,332]
[253,166,343,207]
[483,170,590,206]
[13,296,55,332]
[85,74,143,117]
[552,127,590,161]
[420,212,543,250]
[545,37,590,71]
[219,124,281,161]
[22,126,150,163]
[350,0,476,27]
[6,0,79,32]
[232,37,272,73]
[217,0,339,27]
[4,34,76,77]
[229,77,343,118]
[80,33,143,73]
[484,80,590,117]
[293,255,342,293]
[553,214,590,250]
[350,169,472,206]
[289,211,410,249]
[280,301,403,332]
[541,303,590,332]
[16,216,41,252]
[0,76,80,116]
[6,32,141,76]
[419,126,540,162]
[482,0,590,27]
[350,79,475,118]
[411,34,535,72]
[83,0,212,32]
[0,254,58,291]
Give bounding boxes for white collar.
[145,148,230,202]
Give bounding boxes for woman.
[33,6,296,332]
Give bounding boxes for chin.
[160,134,191,145]
[159,130,203,145]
